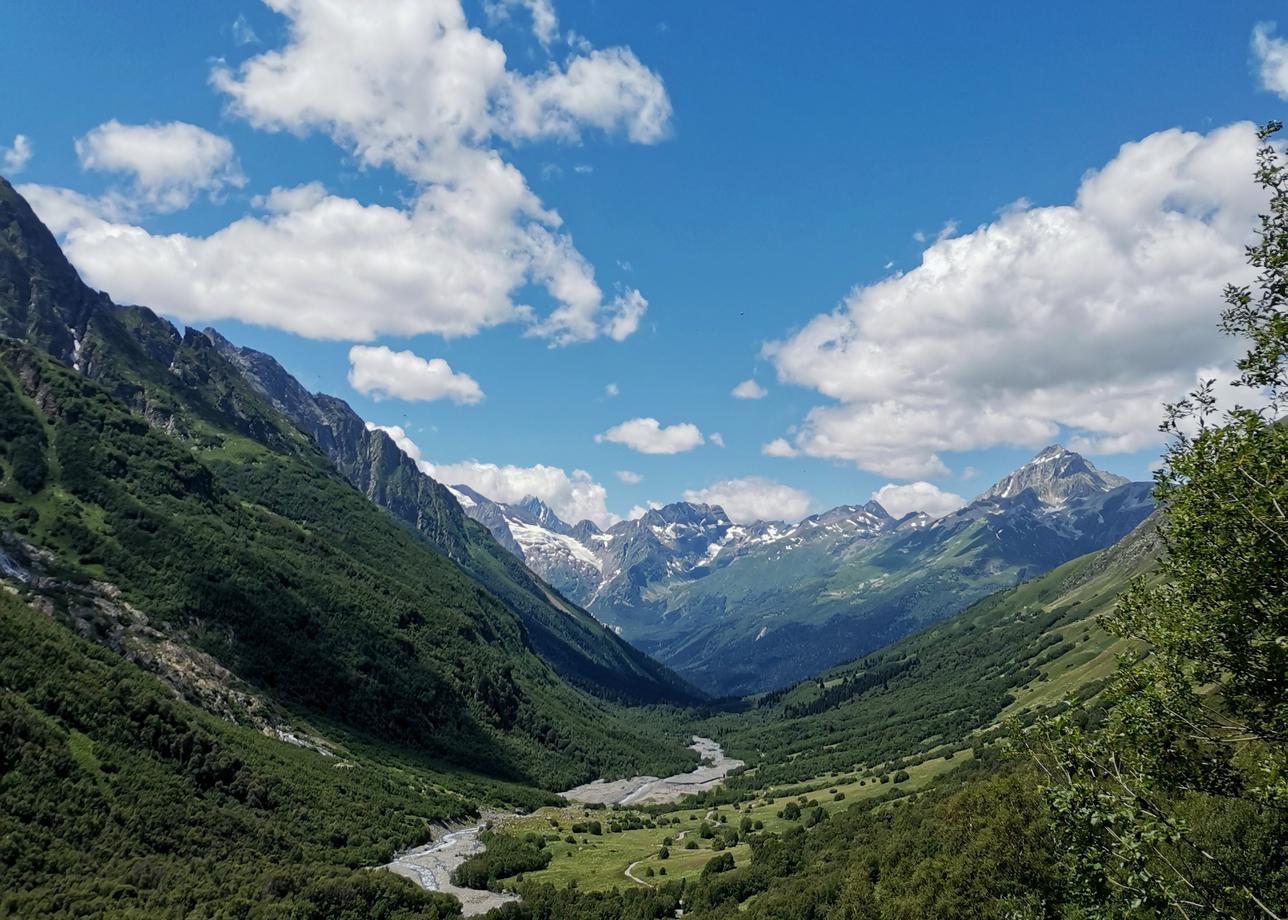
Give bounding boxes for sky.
[3,1,1287,527]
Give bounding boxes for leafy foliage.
[0,340,691,791]
[0,592,463,918]
[451,832,551,890]
[1022,123,1288,919]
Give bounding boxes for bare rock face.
[976,444,1130,507]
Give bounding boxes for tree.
[1022,122,1288,919]
[701,852,735,878]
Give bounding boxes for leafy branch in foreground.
[1021,122,1288,919]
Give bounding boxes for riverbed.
[561,735,745,806]
[382,822,518,917]
[381,736,741,914]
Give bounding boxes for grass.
[496,750,971,893]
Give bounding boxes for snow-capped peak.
[976,445,1130,507]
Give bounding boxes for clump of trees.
[1023,122,1288,919]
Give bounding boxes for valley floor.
[561,736,745,807]
[383,821,519,917]
[382,736,745,913]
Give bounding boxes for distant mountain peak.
[512,495,572,534]
[978,445,1131,507]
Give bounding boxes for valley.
[1,88,1284,920]
[453,446,1154,696]
[382,736,743,914]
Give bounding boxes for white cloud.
[29,0,667,346]
[2,135,32,175]
[683,477,812,524]
[596,417,704,454]
[765,123,1264,477]
[75,120,245,213]
[599,288,647,342]
[366,422,618,527]
[871,481,966,520]
[348,345,483,404]
[232,13,260,45]
[615,470,642,484]
[627,500,662,519]
[731,378,767,400]
[365,422,427,463]
[1252,22,1288,99]
[709,432,725,447]
[502,48,672,146]
[762,438,798,458]
[604,382,620,397]
[485,0,558,47]
[434,461,615,527]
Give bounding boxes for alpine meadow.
[0,3,1284,919]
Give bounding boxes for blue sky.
[3,1,1285,526]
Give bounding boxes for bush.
[701,852,735,877]
[451,832,551,890]
[893,770,910,784]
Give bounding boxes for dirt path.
[384,737,740,911]
[624,827,689,888]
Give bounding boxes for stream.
[380,736,742,915]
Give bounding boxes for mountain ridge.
[0,176,700,793]
[454,444,1154,695]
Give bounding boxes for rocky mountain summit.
[457,446,1154,695]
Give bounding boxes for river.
[380,736,742,915]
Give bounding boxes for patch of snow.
[447,486,475,509]
[507,520,603,572]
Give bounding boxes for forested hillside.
[0,590,470,917]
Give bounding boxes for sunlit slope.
[701,512,1160,786]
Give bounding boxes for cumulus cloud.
[367,422,618,527]
[604,382,620,397]
[765,123,1264,477]
[871,481,966,520]
[348,345,483,403]
[28,0,667,346]
[2,135,32,175]
[762,438,798,458]
[683,477,812,524]
[627,500,662,519]
[596,417,704,454]
[75,120,245,213]
[731,379,767,400]
[1252,23,1288,99]
[434,461,616,527]
[615,470,642,484]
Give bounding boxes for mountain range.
[0,175,698,789]
[452,445,1154,695]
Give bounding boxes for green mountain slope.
[0,589,471,918]
[624,470,1152,697]
[204,328,694,706]
[0,176,695,791]
[700,511,1161,786]
[0,175,696,709]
